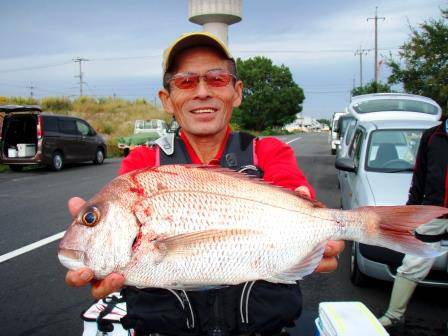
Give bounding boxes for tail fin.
[356,205,448,257]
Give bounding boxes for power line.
[234,47,396,54]
[89,54,160,61]
[0,61,73,74]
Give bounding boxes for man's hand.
[293,187,345,273]
[65,197,125,299]
[315,240,345,273]
[295,186,311,198]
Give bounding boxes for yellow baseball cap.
[162,31,234,74]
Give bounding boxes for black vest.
[121,132,302,336]
[159,131,263,178]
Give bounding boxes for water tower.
[188,0,242,46]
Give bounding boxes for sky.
[0,0,445,120]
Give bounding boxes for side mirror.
[335,157,356,172]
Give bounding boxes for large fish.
[58,165,447,289]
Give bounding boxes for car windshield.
[353,99,439,115]
[366,129,423,172]
[136,120,163,130]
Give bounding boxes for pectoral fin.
[154,229,260,257]
[266,242,326,283]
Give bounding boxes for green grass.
[0,164,9,173]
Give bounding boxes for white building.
[284,115,324,132]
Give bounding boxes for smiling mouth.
[190,108,217,114]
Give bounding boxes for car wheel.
[9,165,23,172]
[350,243,370,286]
[93,148,105,165]
[51,152,64,171]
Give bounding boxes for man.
[379,118,448,329]
[66,32,344,335]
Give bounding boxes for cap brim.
[163,32,233,73]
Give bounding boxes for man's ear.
[158,89,174,116]
[232,80,243,108]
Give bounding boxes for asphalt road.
[0,132,446,336]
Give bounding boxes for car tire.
[93,148,105,165]
[9,165,23,172]
[51,152,64,171]
[350,243,370,286]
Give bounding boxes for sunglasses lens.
[206,71,232,87]
[171,71,233,89]
[173,74,198,89]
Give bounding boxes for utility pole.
[73,57,89,97]
[354,47,369,87]
[367,7,385,84]
[26,82,35,98]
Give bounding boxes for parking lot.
[0,133,446,335]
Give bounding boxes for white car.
[335,115,448,286]
[348,92,441,122]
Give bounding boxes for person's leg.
[379,254,434,327]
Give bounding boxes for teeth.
[192,109,215,114]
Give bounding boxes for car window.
[348,129,364,169]
[344,121,357,146]
[58,118,79,135]
[366,129,422,171]
[43,117,58,132]
[352,99,439,115]
[338,116,355,137]
[76,120,93,136]
[353,131,364,168]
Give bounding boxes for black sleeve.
[407,128,431,205]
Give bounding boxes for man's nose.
[194,77,212,98]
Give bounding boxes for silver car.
[335,118,448,286]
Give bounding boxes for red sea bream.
[58,165,447,289]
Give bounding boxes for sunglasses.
[170,70,236,90]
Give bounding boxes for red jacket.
[119,130,315,198]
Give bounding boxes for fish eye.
[81,207,100,227]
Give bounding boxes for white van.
[329,111,347,155]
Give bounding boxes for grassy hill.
[0,96,170,158]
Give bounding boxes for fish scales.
[58,165,448,289]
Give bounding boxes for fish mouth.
[58,248,87,270]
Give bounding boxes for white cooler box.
[17,143,36,157]
[315,301,389,336]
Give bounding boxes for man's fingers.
[314,256,338,273]
[68,197,86,218]
[314,240,345,273]
[65,268,94,287]
[324,240,345,257]
[295,186,311,198]
[91,274,125,300]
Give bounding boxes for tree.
[351,80,392,96]
[232,56,304,131]
[387,8,448,114]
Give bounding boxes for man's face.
[159,47,242,138]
